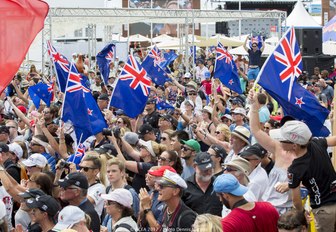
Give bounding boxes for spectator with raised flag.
[243,35,265,81]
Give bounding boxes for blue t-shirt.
[248,49,262,66]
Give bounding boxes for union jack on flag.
[216,42,233,64]
[105,47,115,63]
[75,143,86,157]
[47,41,70,93]
[119,55,151,96]
[110,55,151,118]
[148,46,165,67]
[256,27,330,137]
[66,65,90,94]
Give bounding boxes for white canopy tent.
[229,43,275,56]
[282,1,321,28]
[196,34,244,47]
[128,34,151,42]
[152,34,174,43]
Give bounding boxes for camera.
[191,124,197,129]
[59,160,70,169]
[102,127,121,138]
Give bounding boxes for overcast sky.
[44,0,117,8]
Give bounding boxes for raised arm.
[260,40,265,53]
[248,89,277,154]
[243,36,249,52]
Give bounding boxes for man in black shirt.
[270,120,336,232]
[157,170,197,231]
[243,36,265,82]
[58,172,101,232]
[182,152,222,216]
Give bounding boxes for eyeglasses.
[224,166,238,172]
[182,146,193,152]
[243,157,259,161]
[158,156,170,162]
[252,46,257,48]
[79,166,97,172]
[188,92,197,96]
[7,126,16,129]
[215,131,221,134]
[160,137,168,141]
[106,200,117,205]
[30,143,42,147]
[43,111,50,114]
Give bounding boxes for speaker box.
[215,22,229,35]
[295,29,322,56]
[301,55,335,76]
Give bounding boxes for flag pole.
[332,84,336,170]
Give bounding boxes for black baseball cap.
[58,172,89,189]
[210,144,227,160]
[94,144,117,157]
[0,142,9,153]
[138,124,154,139]
[26,195,61,217]
[194,152,214,170]
[98,93,109,101]
[19,188,46,199]
[0,126,9,135]
[240,143,267,159]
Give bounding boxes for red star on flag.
[87,108,93,115]
[295,97,305,107]
[228,79,234,85]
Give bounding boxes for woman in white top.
[101,188,138,232]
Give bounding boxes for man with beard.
[182,152,222,216]
[180,139,200,180]
[155,170,197,231]
[214,173,279,232]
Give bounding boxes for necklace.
[231,198,248,210]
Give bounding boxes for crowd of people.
[0,38,335,232]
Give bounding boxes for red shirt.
[201,80,212,95]
[221,202,279,232]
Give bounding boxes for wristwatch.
[144,208,152,215]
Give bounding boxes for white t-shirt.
[195,66,209,82]
[88,183,106,217]
[248,164,269,201]
[0,186,13,230]
[113,216,139,232]
[15,208,31,231]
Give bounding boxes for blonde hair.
[192,214,222,232]
[216,123,231,142]
[106,157,126,172]
[83,151,107,186]
[151,141,166,157]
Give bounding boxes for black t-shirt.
[132,161,155,193]
[159,200,197,231]
[143,111,160,129]
[248,49,262,67]
[288,138,336,208]
[78,199,101,232]
[182,175,222,216]
[4,159,21,183]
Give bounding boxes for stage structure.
[43,7,286,74]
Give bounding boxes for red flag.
[0,0,49,94]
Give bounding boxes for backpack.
[114,223,136,232]
[6,163,28,181]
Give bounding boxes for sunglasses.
[215,131,221,134]
[116,121,123,124]
[158,156,170,162]
[30,143,42,147]
[252,46,257,48]
[7,126,16,129]
[264,127,270,130]
[224,166,238,172]
[79,166,96,172]
[280,140,294,144]
[161,137,168,141]
[188,92,197,96]
[182,146,193,152]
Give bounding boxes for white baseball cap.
[101,189,133,209]
[270,120,312,145]
[8,143,23,159]
[22,153,48,168]
[53,206,85,231]
[232,107,246,117]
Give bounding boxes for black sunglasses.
[161,137,168,141]
[224,166,238,172]
[182,146,193,151]
[158,156,170,162]
[79,166,97,172]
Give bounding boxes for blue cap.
[204,71,211,79]
[213,173,248,196]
